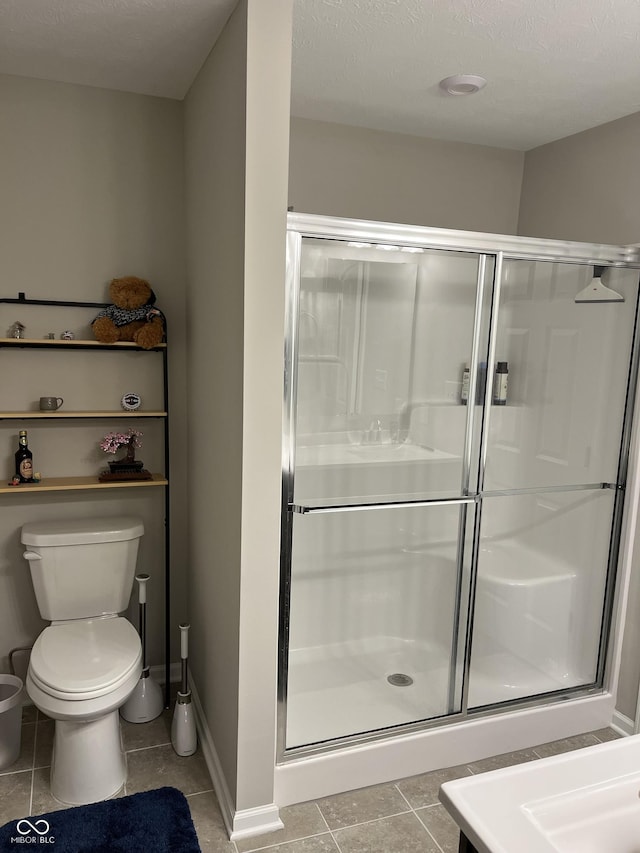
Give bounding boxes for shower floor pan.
[286,636,449,748]
[286,637,584,749]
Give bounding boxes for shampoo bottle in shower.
[476,362,487,404]
[461,364,470,405]
[493,362,508,406]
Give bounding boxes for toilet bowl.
[21,517,144,805]
[27,617,141,804]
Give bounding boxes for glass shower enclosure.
[279,214,640,756]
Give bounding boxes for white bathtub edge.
[274,692,615,806]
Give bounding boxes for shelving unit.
[0,474,168,494]
[0,411,167,418]
[0,295,171,706]
[0,337,167,348]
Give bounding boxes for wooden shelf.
[0,474,168,494]
[0,338,166,349]
[0,411,167,419]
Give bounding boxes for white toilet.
[21,517,144,805]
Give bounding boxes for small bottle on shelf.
[476,362,487,404]
[461,364,470,405]
[493,361,509,406]
[15,430,34,483]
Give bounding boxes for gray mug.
[39,397,63,411]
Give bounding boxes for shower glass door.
[468,260,639,708]
[281,216,640,756]
[284,235,492,748]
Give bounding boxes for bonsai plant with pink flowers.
[99,428,144,473]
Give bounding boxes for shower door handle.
[291,497,477,514]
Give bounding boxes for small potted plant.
[100,428,144,473]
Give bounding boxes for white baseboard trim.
[611,709,634,736]
[188,674,283,841]
[188,675,236,838]
[229,806,284,842]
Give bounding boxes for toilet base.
[51,710,125,805]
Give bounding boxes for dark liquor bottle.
[15,430,34,482]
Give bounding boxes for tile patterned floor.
[0,702,622,853]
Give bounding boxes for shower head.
[575,266,624,303]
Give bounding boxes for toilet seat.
[29,616,141,701]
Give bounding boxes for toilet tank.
[21,517,144,621]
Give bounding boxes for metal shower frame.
[278,213,640,762]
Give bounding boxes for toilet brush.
[171,623,197,756]
[120,573,164,723]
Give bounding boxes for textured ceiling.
[292,0,640,150]
[0,0,237,100]
[1,0,639,150]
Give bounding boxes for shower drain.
[387,673,414,687]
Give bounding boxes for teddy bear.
[92,276,165,349]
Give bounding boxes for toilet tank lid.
[21,517,144,546]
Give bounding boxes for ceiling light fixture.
[439,74,487,96]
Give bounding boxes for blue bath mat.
[0,786,201,852]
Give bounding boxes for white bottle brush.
[120,573,164,723]
[171,623,197,756]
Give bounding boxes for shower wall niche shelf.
[0,294,171,705]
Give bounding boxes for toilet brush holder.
[171,623,197,756]
[121,573,163,723]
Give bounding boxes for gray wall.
[289,117,525,234]
[0,73,187,674]
[519,110,640,724]
[518,111,640,244]
[184,0,247,805]
[184,0,292,814]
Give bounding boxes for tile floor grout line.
[123,741,173,754]
[238,829,335,853]
[178,786,215,797]
[418,815,447,853]
[394,779,449,850]
[123,751,129,797]
[315,801,342,853]
[0,766,34,779]
[184,788,219,799]
[403,804,448,853]
[329,826,344,853]
[31,717,47,801]
[28,768,34,817]
[393,781,418,810]
[314,801,331,832]
[328,809,446,853]
[319,807,414,835]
